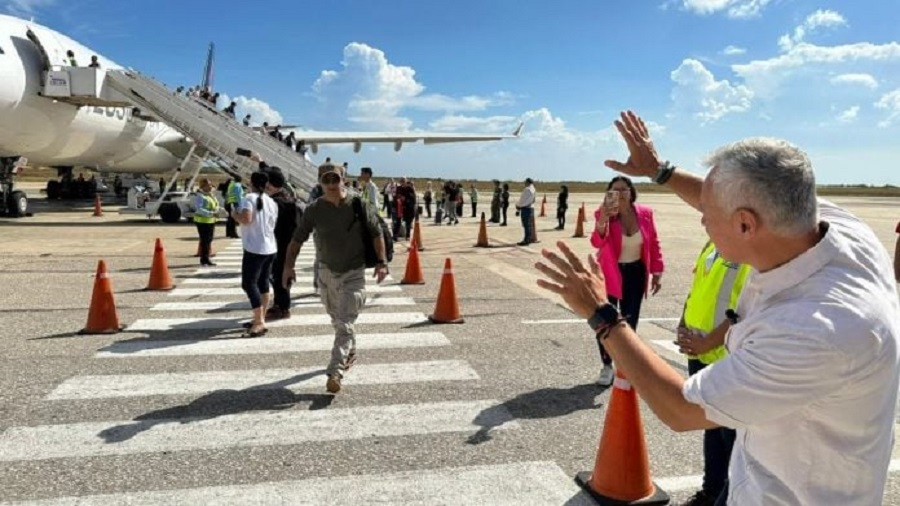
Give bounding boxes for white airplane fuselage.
[0,14,184,172]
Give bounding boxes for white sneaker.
[598,365,615,387]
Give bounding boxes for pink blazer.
[589,203,664,299]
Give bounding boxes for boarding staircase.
[103,70,318,202]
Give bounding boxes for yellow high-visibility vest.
[683,241,752,364]
[193,193,218,224]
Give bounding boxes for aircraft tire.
[8,191,27,217]
[158,203,182,224]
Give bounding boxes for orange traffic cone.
[575,370,670,504]
[429,258,464,324]
[530,214,539,243]
[401,242,426,285]
[412,217,425,251]
[92,194,103,217]
[539,195,547,217]
[146,238,174,290]
[573,207,585,238]
[474,212,490,248]
[80,260,123,334]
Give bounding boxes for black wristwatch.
[587,303,622,330]
[654,161,676,185]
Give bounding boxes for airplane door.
[25,28,52,81]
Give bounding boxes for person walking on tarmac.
[225,176,242,238]
[674,241,751,506]
[193,178,219,267]
[283,165,389,394]
[263,168,299,321]
[232,171,278,338]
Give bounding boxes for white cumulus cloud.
[830,73,878,89]
[721,45,747,56]
[778,9,847,52]
[232,96,284,126]
[311,42,512,131]
[670,58,754,123]
[837,106,859,123]
[733,41,900,100]
[679,0,773,19]
[875,89,900,127]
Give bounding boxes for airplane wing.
[292,122,524,153]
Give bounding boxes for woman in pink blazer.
[589,176,664,386]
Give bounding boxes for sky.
[4,0,900,185]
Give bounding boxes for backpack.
[350,197,393,267]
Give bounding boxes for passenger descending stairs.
[104,70,318,201]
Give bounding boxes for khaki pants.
[319,266,367,376]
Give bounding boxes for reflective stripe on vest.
[683,242,752,364]
[193,194,218,224]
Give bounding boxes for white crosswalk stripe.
[47,361,480,399]
[169,285,402,296]
[96,332,451,357]
[150,296,415,311]
[0,400,517,462]
[183,275,393,284]
[0,462,593,505]
[129,312,427,330]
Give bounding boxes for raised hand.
[604,110,662,179]
[535,241,609,318]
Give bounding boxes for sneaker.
[679,490,717,506]
[326,374,342,394]
[598,365,615,387]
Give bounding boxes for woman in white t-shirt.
[230,171,279,337]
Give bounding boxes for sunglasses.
[321,174,341,184]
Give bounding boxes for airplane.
[0,13,522,217]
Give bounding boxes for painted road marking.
[0,400,517,461]
[47,361,479,400]
[96,332,451,358]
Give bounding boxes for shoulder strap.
[349,197,364,231]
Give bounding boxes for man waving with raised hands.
[535,111,900,506]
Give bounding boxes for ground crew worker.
[675,240,751,506]
[225,176,242,238]
[193,178,219,266]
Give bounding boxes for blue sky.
[5,0,900,185]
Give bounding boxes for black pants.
[689,359,736,503]
[597,260,646,365]
[242,250,275,309]
[471,202,477,218]
[424,200,432,217]
[501,205,508,225]
[557,206,567,229]
[224,203,238,238]
[403,214,414,240]
[271,251,290,311]
[195,222,215,264]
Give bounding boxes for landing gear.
[0,157,28,217]
[44,166,97,200]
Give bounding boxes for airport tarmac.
[0,187,899,504]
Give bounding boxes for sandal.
[241,327,268,338]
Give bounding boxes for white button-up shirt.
[516,184,536,208]
[683,200,900,505]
